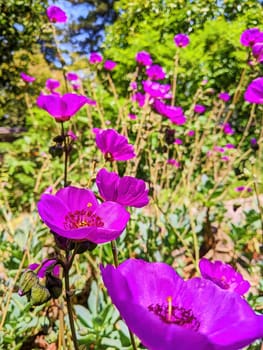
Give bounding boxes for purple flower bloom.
[213,146,225,153]
[95,129,136,161]
[167,159,180,168]
[250,137,257,145]
[37,186,130,243]
[174,33,190,48]
[20,72,35,83]
[101,259,263,350]
[240,27,263,47]
[28,259,60,278]
[130,81,137,90]
[132,92,146,108]
[104,60,117,71]
[221,156,229,161]
[154,100,186,125]
[218,92,231,102]
[199,258,250,295]
[222,123,235,135]
[194,104,206,114]
[66,72,79,81]
[135,51,152,66]
[187,130,195,137]
[235,186,245,192]
[96,168,149,208]
[36,93,88,121]
[89,52,103,64]
[146,65,166,80]
[143,81,172,99]
[252,42,263,63]
[46,5,67,23]
[67,130,78,141]
[244,77,263,104]
[225,143,235,149]
[128,113,137,120]
[45,78,60,92]
[174,138,183,145]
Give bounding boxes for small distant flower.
[194,104,206,114]
[154,100,186,125]
[38,186,130,243]
[128,113,137,120]
[136,51,152,66]
[36,93,88,122]
[213,146,225,153]
[102,259,263,350]
[187,130,195,137]
[201,79,208,85]
[146,65,166,80]
[247,187,252,192]
[142,81,171,99]
[89,52,103,64]
[221,156,229,161]
[66,72,79,81]
[240,27,263,47]
[174,138,183,145]
[199,258,250,295]
[235,186,245,192]
[218,92,231,102]
[46,5,67,23]
[104,60,117,71]
[96,168,149,208]
[72,83,80,91]
[244,77,263,104]
[174,33,190,48]
[250,138,257,145]
[45,78,60,92]
[67,130,78,141]
[167,159,180,168]
[132,92,146,108]
[130,81,137,90]
[222,123,235,135]
[20,72,35,83]
[225,143,235,149]
[95,129,136,161]
[105,120,111,125]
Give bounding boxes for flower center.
[148,297,200,331]
[64,204,104,230]
[105,152,114,162]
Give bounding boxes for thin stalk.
[61,122,69,187]
[171,52,179,106]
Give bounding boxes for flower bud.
[46,272,63,299]
[31,284,51,306]
[18,270,39,296]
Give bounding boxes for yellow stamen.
[87,202,92,207]
[167,296,172,321]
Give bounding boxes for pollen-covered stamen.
[64,204,104,230]
[148,301,200,331]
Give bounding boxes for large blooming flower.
[174,33,190,48]
[146,65,166,80]
[244,77,263,104]
[46,5,67,23]
[94,129,136,161]
[101,259,263,350]
[135,51,152,66]
[199,258,250,295]
[96,168,149,208]
[240,28,263,47]
[36,93,88,121]
[37,186,130,243]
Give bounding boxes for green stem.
[61,122,69,187]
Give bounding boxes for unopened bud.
[46,272,62,299]
[31,284,51,306]
[18,270,38,296]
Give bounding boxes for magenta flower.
[130,81,137,90]
[146,65,166,80]
[174,138,183,145]
[167,159,180,168]
[135,51,152,66]
[213,146,225,153]
[240,27,263,47]
[45,78,60,92]
[95,129,136,161]
[252,42,263,63]
[96,168,149,208]
[128,113,137,120]
[244,77,263,104]
[194,104,206,114]
[20,72,35,83]
[132,92,146,108]
[37,186,130,243]
[218,92,231,102]
[104,60,117,71]
[235,186,245,192]
[28,259,60,279]
[154,100,186,125]
[46,5,67,23]
[89,52,103,64]
[225,143,235,149]
[143,81,172,99]
[199,258,250,295]
[36,93,88,121]
[66,72,79,81]
[102,259,263,350]
[187,130,195,137]
[221,156,229,161]
[67,130,78,141]
[174,33,190,48]
[222,123,235,135]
